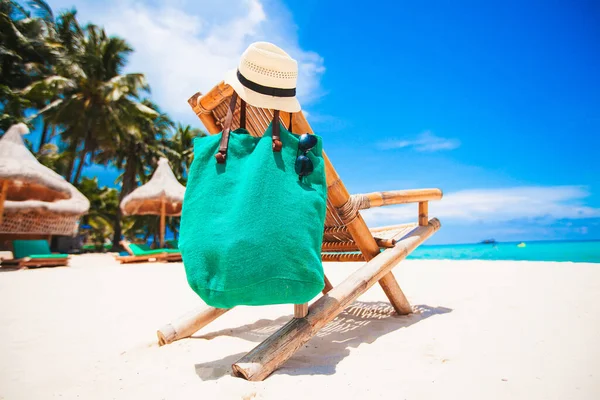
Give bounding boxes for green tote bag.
[179,94,327,308]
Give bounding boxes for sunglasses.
[295,134,317,179]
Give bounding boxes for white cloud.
[361,186,600,226]
[62,0,325,121]
[378,131,460,152]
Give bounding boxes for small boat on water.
[481,239,497,244]
[517,242,526,248]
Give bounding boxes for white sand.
[1,254,599,399]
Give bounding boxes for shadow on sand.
[194,301,452,380]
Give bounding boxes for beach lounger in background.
[134,242,182,262]
[115,240,181,264]
[0,239,69,269]
[157,82,443,381]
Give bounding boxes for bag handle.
[240,99,246,129]
[215,93,238,163]
[272,110,282,152]
[215,93,286,162]
[271,111,292,150]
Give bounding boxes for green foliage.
[36,142,72,177]
[0,0,58,130]
[0,2,205,248]
[164,123,207,184]
[77,177,119,251]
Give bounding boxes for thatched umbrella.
[120,158,185,247]
[0,124,90,236]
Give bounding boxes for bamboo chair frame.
[156,82,443,381]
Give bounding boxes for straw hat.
[224,42,301,113]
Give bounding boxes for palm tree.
[23,12,155,183]
[165,123,206,184]
[77,177,119,250]
[159,124,205,241]
[94,100,173,250]
[0,0,57,132]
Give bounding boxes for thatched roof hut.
[0,124,90,236]
[0,123,72,202]
[120,158,185,247]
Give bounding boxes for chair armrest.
[351,188,442,210]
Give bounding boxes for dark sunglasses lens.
[298,134,317,152]
[295,154,314,176]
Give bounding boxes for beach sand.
[1,254,599,399]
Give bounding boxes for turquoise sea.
[407,240,600,263]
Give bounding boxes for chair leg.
[378,273,412,315]
[294,303,308,318]
[157,306,231,345]
[322,274,333,294]
[157,273,334,344]
[232,220,440,381]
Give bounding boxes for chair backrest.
[166,239,178,249]
[127,243,150,256]
[189,83,385,262]
[12,239,51,258]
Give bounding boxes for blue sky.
[41,0,599,244]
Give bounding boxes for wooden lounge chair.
[115,240,181,264]
[0,239,69,269]
[165,239,178,249]
[156,82,443,381]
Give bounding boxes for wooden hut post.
[0,181,7,224]
[160,196,166,248]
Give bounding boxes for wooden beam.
[321,253,365,262]
[115,255,162,264]
[322,275,333,294]
[377,274,412,315]
[293,304,308,318]
[157,306,231,345]
[322,151,412,315]
[156,271,336,345]
[353,189,442,209]
[419,202,429,226]
[0,181,7,225]
[232,219,441,381]
[160,197,166,248]
[322,237,396,252]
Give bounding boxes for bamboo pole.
[419,202,429,226]
[157,306,231,345]
[279,106,415,314]
[321,253,365,262]
[156,272,337,345]
[294,303,308,318]
[353,189,442,209]
[232,219,441,381]
[322,152,412,314]
[160,196,166,248]
[322,238,396,252]
[323,275,333,294]
[0,181,7,224]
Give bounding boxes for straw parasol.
[0,123,90,236]
[120,158,185,247]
